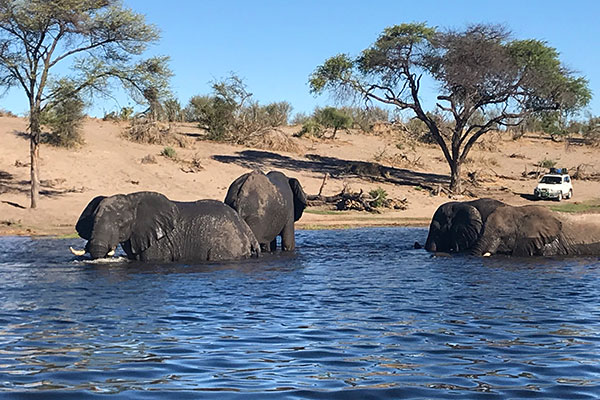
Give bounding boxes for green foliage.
[184,74,291,142]
[579,115,600,146]
[296,119,324,138]
[550,199,600,213]
[103,107,135,121]
[368,187,388,208]
[161,146,177,159]
[40,80,86,148]
[0,0,171,207]
[340,106,390,132]
[163,98,183,122]
[314,107,353,138]
[309,22,590,193]
[536,158,557,169]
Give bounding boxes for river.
[0,228,599,398]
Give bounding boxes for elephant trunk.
[471,235,499,257]
[424,237,436,252]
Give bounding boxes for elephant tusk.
[69,246,86,256]
[483,252,491,257]
[107,248,116,257]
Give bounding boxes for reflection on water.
[0,228,599,398]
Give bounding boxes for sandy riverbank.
[1,116,599,237]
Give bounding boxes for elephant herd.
[71,171,600,263]
[70,170,307,262]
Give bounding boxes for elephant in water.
[71,191,260,262]
[473,204,600,257]
[225,170,307,252]
[425,198,505,253]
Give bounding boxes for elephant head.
[425,198,505,253]
[73,192,178,259]
[472,205,565,256]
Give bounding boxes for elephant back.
[226,171,286,243]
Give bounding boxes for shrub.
[161,146,177,159]
[141,154,157,164]
[369,187,388,208]
[291,112,311,125]
[163,98,183,122]
[0,109,17,117]
[581,116,600,146]
[296,119,324,138]
[124,118,188,147]
[537,158,557,169]
[314,107,353,138]
[40,80,86,148]
[340,106,390,132]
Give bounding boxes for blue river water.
[0,227,599,399]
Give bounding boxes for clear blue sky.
[1,0,599,118]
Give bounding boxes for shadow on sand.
[213,150,449,189]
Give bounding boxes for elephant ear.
[75,195,107,240]
[289,177,307,221]
[449,204,483,252]
[129,193,179,255]
[513,207,562,256]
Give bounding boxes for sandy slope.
[1,116,599,236]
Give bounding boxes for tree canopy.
[310,23,591,192]
[0,0,171,207]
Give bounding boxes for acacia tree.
[310,23,590,193]
[0,0,171,208]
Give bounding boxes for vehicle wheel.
[568,189,573,199]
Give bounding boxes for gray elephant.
[225,170,307,252]
[425,198,505,253]
[473,205,600,257]
[71,191,260,262]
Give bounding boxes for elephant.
[225,170,307,252]
[472,204,600,257]
[71,191,260,262]
[425,198,505,253]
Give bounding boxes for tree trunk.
[449,160,462,194]
[29,110,42,209]
[331,126,338,139]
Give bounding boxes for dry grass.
[242,128,303,153]
[123,119,189,147]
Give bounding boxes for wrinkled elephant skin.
[74,191,260,262]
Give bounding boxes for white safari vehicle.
[534,168,573,201]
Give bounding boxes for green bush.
[537,158,556,169]
[296,119,324,138]
[163,98,183,122]
[314,107,353,138]
[161,146,177,159]
[340,106,389,132]
[369,187,388,208]
[40,80,86,148]
[103,106,134,122]
[184,77,292,143]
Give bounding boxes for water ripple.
[0,228,599,398]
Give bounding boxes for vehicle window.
[540,176,562,184]
[565,176,570,183]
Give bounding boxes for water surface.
[0,228,599,398]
